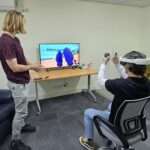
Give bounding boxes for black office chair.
[94,96,150,150]
[144,100,150,120]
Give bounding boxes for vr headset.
[119,51,150,66]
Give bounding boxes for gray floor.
[1,92,150,150]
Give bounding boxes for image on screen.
[39,43,80,68]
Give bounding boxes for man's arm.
[98,63,108,86]
[6,58,41,73]
[98,55,110,87]
[115,64,128,79]
[112,54,128,79]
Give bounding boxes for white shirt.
[98,63,128,87]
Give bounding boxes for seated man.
[79,51,150,150]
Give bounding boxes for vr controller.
[104,53,110,58]
[104,52,118,58]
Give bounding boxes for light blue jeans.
[7,81,29,140]
[84,103,111,139]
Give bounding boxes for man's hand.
[30,64,45,72]
[103,56,110,64]
[112,52,119,65]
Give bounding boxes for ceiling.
[80,0,150,8]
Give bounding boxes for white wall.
[141,7,150,57]
[0,0,145,100]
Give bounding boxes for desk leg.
[35,81,41,114]
[87,75,97,102]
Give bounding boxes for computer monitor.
[39,43,80,69]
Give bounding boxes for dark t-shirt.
[105,77,150,124]
[0,33,30,84]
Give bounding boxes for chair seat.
[127,132,144,145]
[101,124,124,146]
[101,124,144,146]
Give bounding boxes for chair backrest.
[114,96,150,140]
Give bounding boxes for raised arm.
[115,64,128,79]
[98,63,108,86]
[98,55,110,86]
[112,53,128,79]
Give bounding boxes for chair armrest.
[94,116,129,148]
[0,89,13,105]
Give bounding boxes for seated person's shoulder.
[147,79,150,88]
[105,78,128,94]
[106,78,127,86]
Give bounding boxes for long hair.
[3,10,26,34]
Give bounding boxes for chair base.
[115,146,135,150]
[98,147,114,150]
[97,146,135,150]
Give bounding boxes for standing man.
[0,10,42,150]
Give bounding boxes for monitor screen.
[39,43,80,68]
